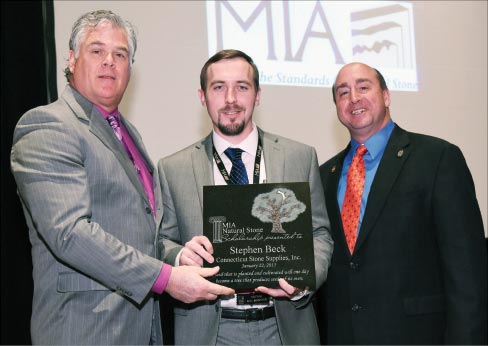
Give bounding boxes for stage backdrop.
[54,0,487,234]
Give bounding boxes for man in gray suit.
[158,49,334,345]
[10,10,233,345]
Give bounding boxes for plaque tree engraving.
[251,188,306,233]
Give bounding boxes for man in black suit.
[319,62,486,344]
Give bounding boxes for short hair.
[332,66,388,104]
[200,49,260,92]
[64,10,137,82]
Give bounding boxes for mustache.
[220,106,244,112]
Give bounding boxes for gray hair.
[64,10,137,82]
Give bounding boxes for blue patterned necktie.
[224,147,249,185]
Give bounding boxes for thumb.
[198,266,220,278]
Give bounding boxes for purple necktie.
[107,115,123,141]
[106,114,155,216]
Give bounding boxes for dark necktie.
[341,145,367,254]
[224,147,249,185]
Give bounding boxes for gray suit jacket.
[158,129,333,345]
[10,86,164,345]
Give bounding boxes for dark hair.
[200,49,259,92]
[332,66,388,104]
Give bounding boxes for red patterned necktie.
[341,145,367,254]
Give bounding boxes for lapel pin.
[397,149,404,158]
[331,165,336,173]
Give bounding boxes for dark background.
[0,1,486,345]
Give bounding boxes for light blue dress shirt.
[338,120,395,235]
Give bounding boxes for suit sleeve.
[157,158,185,264]
[432,144,487,343]
[308,147,334,290]
[10,109,162,304]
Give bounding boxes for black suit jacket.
[319,124,486,344]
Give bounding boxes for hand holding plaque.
[203,182,316,290]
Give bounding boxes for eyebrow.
[209,80,252,86]
[87,41,129,53]
[334,82,348,93]
[335,78,373,93]
[356,78,372,84]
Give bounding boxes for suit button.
[145,207,151,214]
[351,304,363,312]
[349,261,359,270]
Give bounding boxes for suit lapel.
[89,109,148,203]
[355,126,410,251]
[63,86,151,211]
[325,147,351,258]
[121,117,162,226]
[260,129,285,183]
[192,134,214,211]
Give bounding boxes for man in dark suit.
[319,62,486,344]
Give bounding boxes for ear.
[254,87,261,106]
[383,88,391,108]
[198,88,206,106]
[68,50,76,74]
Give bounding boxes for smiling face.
[198,57,261,144]
[68,21,131,112]
[334,63,391,143]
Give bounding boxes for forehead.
[335,63,377,86]
[82,22,128,47]
[206,58,253,82]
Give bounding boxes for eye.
[338,90,349,97]
[213,85,223,91]
[358,83,370,92]
[92,49,102,55]
[237,85,249,91]
[115,52,127,60]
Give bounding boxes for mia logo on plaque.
[208,188,307,243]
[209,216,226,243]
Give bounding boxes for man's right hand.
[165,265,234,303]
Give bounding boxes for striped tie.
[224,147,249,185]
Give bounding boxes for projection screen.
[54,1,487,234]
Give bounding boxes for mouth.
[351,108,365,115]
[221,108,243,116]
[99,75,115,80]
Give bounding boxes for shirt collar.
[213,122,258,156]
[95,105,120,120]
[350,120,395,160]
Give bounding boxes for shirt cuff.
[290,288,311,301]
[151,263,173,294]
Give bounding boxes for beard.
[217,119,245,136]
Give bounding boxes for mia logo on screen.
[206,0,418,91]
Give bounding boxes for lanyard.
[212,136,263,185]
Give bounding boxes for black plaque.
[203,182,315,290]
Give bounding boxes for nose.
[102,53,115,67]
[350,89,360,103]
[225,88,236,104]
